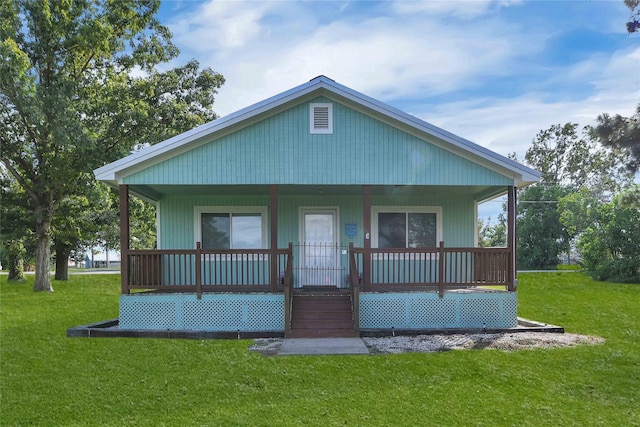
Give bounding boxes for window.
[372,207,442,249]
[195,207,267,249]
[310,103,333,134]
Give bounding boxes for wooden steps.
[287,293,358,338]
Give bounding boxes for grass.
[556,264,582,271]
[1,273,639,426]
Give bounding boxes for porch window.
[195,207,267,249]
[372,207,442,248]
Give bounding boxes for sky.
[156,0,639,219]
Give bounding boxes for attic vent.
[310,103,333,134]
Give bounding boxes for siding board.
[159,192,475,250]
[123,97,512,187]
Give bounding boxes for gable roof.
[94,75,540,187]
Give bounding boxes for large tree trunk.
[54,240,72,281]
[33,211,54,292]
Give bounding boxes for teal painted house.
[95,76,539,337]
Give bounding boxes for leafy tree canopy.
[517,185,572,269]
[478,215,506,248]
[592,104,640,175]
[561,185,640,283]
[517,122,633,269]
[0,0,224,291]
[626,0,640,32]
[525,123,633,199]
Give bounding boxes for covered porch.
[117,183,518,335]
[118,183,517,294]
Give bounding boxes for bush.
[577,192,640,283]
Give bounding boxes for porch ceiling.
[129,184,507,202]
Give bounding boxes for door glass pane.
[201,213,230,249]
[408,212,437,248]
[304,214,334,243]
[232,214,262,249]
[378,213,406,248]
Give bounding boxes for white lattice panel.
[503,297,518,327]
[360,291,517,330]
[120,296,178,330]
[460,299,501,328]
[360,297,406,328]
[183,300,227,330]
[409,298,457,327]
[119,294,284,331]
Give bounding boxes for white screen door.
[299,209,341,287]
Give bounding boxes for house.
[94,76,540,337]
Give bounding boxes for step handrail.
[348,243,360,333]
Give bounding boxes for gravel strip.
[249,333,604,356]
[362,332,604,354]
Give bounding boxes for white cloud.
[392,0,523,19]
[168,1,531,116]
[419,47,640,158]
[161,0,638,161]
[170,1,277,52]
[267,17,517,99]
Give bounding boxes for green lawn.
[1,273,638,426]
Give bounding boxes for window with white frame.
[372,207,442,248]
[194,207,267,249]
[310,103,333,134]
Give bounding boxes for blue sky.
[156,0,639,218]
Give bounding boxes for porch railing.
[125,242,294,298]
[123,241,512,298]
[349,241,513,296]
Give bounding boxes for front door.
[298,208,341,288]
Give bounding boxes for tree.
[525,123,631,198]
[626,0,640,32]
[478,215,506,248]
[517,185,572,269]
[0,175,33,281]
[591,104,640,175]
[51,180,112,280]
[128,196,157,250]
[517,123,633,268]
[562,186,640,283]
[0,1,224,291]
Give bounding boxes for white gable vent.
[310,103,333,134]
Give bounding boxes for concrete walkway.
[278,338,370,355]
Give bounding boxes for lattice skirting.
[359,291,518,329]
[119,293,284,331]
[119,291,516,332]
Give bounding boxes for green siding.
[158,192,475,250]
[124,97,512,187]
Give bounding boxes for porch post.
[362,185,371,290]
[119,185,130,295]
[270,185,278,291]
[507,185,517,291]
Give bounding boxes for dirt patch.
[249,333,604,356]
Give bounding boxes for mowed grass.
[1,273,638,426]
